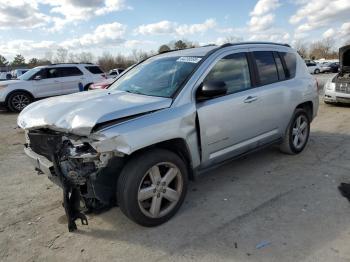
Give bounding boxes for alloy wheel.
[11,94,30,111]
[292,115,309,149]
[137,162,183,218]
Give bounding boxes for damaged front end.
[25,129,125,231]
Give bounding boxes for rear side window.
[274,53,286,81]
[204,53,251,95]
[280,52,296,78]
[58,67,83,77]
[85,66,103,74]
[253,51,279,85]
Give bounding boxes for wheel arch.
[5,89,35,104]
[128,138,195,181]
[296,101,313,121]
[84,83,93,91]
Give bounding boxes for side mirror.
[196,80,227,100]
[33,75,41,81]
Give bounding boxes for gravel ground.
[0,73,349,262]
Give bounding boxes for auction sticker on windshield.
[177,57,202,63]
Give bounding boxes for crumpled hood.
[339,45,350,73]
[17,89,172,136]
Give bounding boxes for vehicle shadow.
[75,130,350,261]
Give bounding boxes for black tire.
[314,69,320,74]
[117,148,188,227]
[280,108,310,155]
[7,91,33,112]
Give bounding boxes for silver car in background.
[18,42,319,230]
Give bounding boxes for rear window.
[58,67,83,77]
[85,66,104,74]
[253,51,279,85]
[280,52,297,78]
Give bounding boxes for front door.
[31,68,62,98]
[197,51,269,164]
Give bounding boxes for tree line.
[0,37,347,72]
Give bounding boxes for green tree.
[11,54,26,66]
[0,54,8,66]
[158,44,171,53]
[28,58,39,68]
[174,40,187,50]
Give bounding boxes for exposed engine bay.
[25,129,125,231]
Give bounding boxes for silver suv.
[18,42,319,230]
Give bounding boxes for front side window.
[204,53,251,94]
[109,56,201,98]
[253,51,279,85]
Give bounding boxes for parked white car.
[306,61,321,74]
[11,68,29,79]
[0,63,106,112]
[0,72,12,81]
[107,68,125,78]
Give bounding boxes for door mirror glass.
[197,80,227,100]
[33,75,41,80]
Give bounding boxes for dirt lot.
[1,74,350,262]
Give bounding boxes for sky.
[0,0,350,60]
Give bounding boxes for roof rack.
[219,41,291,48]
[50,62,94,65]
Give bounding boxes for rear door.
[31,68,62,98]
[57,67,84,94]
[249,49,294,139]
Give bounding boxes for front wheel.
[280,108,310,154]
[7,92,32,112]
[314,69,320,74]
[117,149,188,226]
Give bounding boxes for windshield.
[108,56,202,98]
[18,68,42,81]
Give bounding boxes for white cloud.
[0,0,131,32]
[290,0,350,33]
[0,1,50,29]
[176,19,216,36]
[248,14,275,32]
[248,0,280,33]
[322,28,336,38]
[124,40,155,49]
[135,21,174,35]
[134,19,216,36]
[60,22,126,48]
[321,22,350,41]
[250,0,280,16]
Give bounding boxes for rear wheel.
[7,92,32,112]
[280,108,310,154]
[117,149,188,227]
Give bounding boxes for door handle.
[244,96,258,103]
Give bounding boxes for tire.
[314,69,320,74]
[117,148,188,227]
[7,92,33,112]
[280,108,310,155]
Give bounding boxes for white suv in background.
[0,63,105,112]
